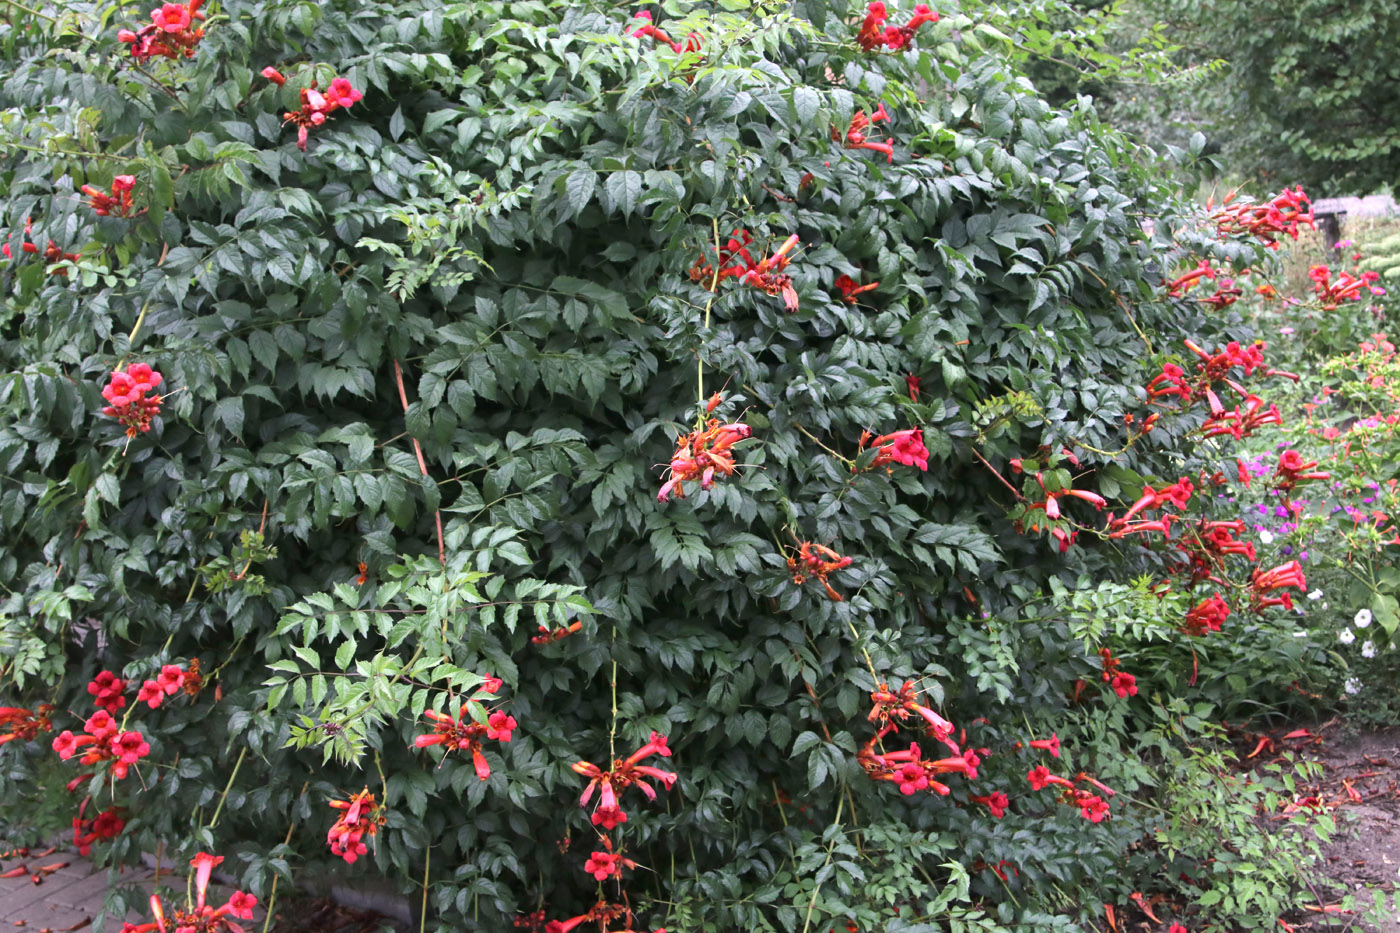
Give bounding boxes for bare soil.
[1242,722,1400,931]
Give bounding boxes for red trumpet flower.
[571,733,678,830]
[657,418,753,502]
[787,541,854,601]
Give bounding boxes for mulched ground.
[266,896,409,933]
[1228,720,1400,932]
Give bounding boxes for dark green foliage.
[0,0,1315,929]
[1144,0,1400,196]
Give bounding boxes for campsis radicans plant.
[101,363,164,436]
[136,663,194,709]
[71,802,124,856]
[81,175,136,217]
[52,709,150,780]
[570,732,677,830]
[854,2,939,52]
[1308,265,1382,310]
[544,900,665,933]
[834,270,879,303]
[628,10,701,53]
[0,705,53,745]
[856,428,930,472]
[1250,560,1307,612]
[860,681,984,797]
[1209,185,1315,249]
[740,234,801,310]
[1099,649,1137,698]
[688,228,755,287]
[413,675,516,780]
[326,788,385,864]
[117,0,206,62]
[282,76,363,151]
[1025,766,1114,822]
[1274,449,1331,495]
[786,541,854,601]
[2,217,81,272]
[833,104,894,162]
[119,853,257,933]
[1181,593,1230,637]
[656,418,753,502]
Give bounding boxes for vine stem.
[393,359,446,567]
[0,0,56,23]
[420,845,430,933]
[695,218,723,425]
[970,447,1025,500]
[206,746,247,830]
[260,781,308,933]
[608,657,618,764]
[798,794,843,933]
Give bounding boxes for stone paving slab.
[0,848,265,932]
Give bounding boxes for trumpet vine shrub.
[0,0,1334,929]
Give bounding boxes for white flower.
[1339,628,1356,644]
[1307,589,1323,601]
[1355,608,1373,628]
[1345,677,1363,695]
[1362,641,1376,658]
[1259,530,1275,544]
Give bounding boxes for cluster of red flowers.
[1250,560,1307,613]
[656,417,753,502]
[1203,393,1282,441]
[1209,185,1315,249]
[687,229,807,310]
[1181,593,1230,637]
[82,175,137,217]
[688,229,755,287]
[855,2,939,51]
[52,709,149,780]
[546,735,675,932]
[118,0,206,62]
[275,75,363,151]
[571,732,677,831]
[0,705,53,745]
[101,363,165,436]
[2,217,81,272]
[1025,765,1114,822]
[326,788,385,864]
[740,234,801,310]
[544,901,665,933]
[856,427,930,472]
[1308,264,1383,310]
[628,10,701,53]
[833,105,895,163]
[136,663,198,708]
[413,675,516,780]
[72,804,124,856]
[1099,649,1137,698]
[1105,477,1193,540]
[787,541,854,601]
[860,681,976,796]
[120,853,257,933]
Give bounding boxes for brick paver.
[0,847,264,932]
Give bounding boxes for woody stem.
[696,218,723,424]
[970,447,1024,500]
[393,360,445,567]
[207,746,247,830]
